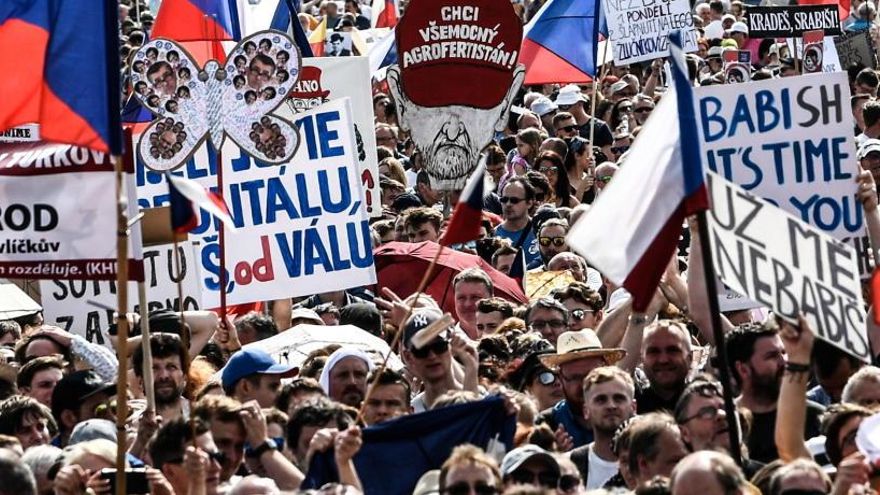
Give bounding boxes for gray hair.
[842,365,880,404]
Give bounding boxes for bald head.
[670,452,748,495]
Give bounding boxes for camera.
[100,468,150,494]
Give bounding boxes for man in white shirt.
[567,366,636,489]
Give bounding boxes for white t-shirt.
[586,444,619,490]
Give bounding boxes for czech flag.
[520,0,601,85]
[268,0,314,57]
[0,0,121,155]
[152,0,241,63]
[441,163,487,247]
[567,31,707,311]
[167,173,237,233]
[798,0,850,21]
[371,0,399,28]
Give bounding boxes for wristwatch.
[246,438,278,458]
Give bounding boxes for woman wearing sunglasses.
[534,151,579,208]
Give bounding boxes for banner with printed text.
[745,5,842,38]
[135,98,376,307]
[706,172,869,362]
[695,73,868,274]
[39,242,201,344]
[603,0,699,65]
[0,142,142,281]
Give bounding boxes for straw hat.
[539,329,625,368]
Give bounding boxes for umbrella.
[373,241,528,316]
[242,324,404,371]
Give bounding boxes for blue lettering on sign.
[700,89,793,143]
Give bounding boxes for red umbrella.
[374,241,528,316]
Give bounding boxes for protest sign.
[0,124,40,143]
[130,31,302,172]
[724,50,751,83]
[40,242,201,344]
[602,0,698,64]
[745,5,842,38]
[135,98,376,308]
[0,142,141,281]
[695,72,870,274]
[325,31,353,57]
[835,31,877,70]
[705,172,869,362]
[282,57,381,217]
[388,0,524,190]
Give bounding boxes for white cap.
[730,21,749,34]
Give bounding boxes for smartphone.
[101,468,149,494]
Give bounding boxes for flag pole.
[695,209,743,467]
[113,153,130,495]
[138,282,156,411]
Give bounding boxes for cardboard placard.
[40,241,201,344]
[603,0,699,64]
[0,142,141,281]
[135,98,376,308]
[745,5,842,38]
[706,172,869,362]
[696,73,869,275]
[835,31,877,70]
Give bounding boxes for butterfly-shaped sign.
[130,31,301,171]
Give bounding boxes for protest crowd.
[6,0,880,495]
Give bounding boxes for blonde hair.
[439,444,501,492]
[64,439,124,469]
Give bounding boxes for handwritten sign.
[835,31,877,70]
[603,0,698,64]
[40,242,201,344]
[696,73,869,274]
[706,172,869,362]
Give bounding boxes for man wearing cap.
[500,445,561,492]
[221,349,299,408]
[859,138,880,185]
[50,370,115,447]
[402,310,477,412]
[507,340,563,411]
[318,348,375,408]
[554,86,614,160]
[537,329,627,448]
[729,21,749,49]
[530,96,558,136]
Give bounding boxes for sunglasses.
[539,236,566,247]
[443,482,499,495]
[556,124,578,133]
[619,106,633,113]
[409,339,449,359]
[535,371,558,386]
[597,175,614,182]
[611,146,630,155]
[634,107,653,113]
[500,196,525,204]
[539,166,556,174]
[508,470,559,489]
[570,309,594,321]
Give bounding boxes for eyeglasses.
[409,339,450,359]
[679,405,722,423]
[619,106,633,113]
[443,482,499,495]
[557,104,573,111]
[570,309,595,321]
[538,166,556,174]
[538,236,566,247]
[611,146,630,155]
[634,107,653,113]
[529,319,566,331]
[500,196,525,204]
[556,124,578,133]
[535,371,558,386]
[558,474,582,493]
[508,470,559,489]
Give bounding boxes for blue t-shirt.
[495,224,540,266]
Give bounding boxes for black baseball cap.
[402,309,450,350]
[51,370,115,421]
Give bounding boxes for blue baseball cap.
[221,348,298,389]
